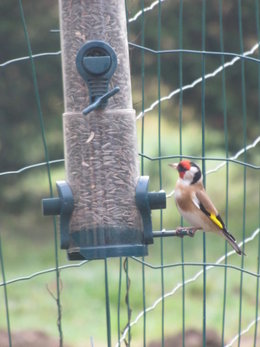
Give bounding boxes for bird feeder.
[42,0,166,260]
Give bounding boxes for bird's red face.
[168,160,191,178]
[169,160,202,185]
[176,160,191,178]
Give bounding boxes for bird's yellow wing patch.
[209,214,224,229]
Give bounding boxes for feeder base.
[67,244,148,260]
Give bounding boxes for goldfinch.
[169,160,244,255]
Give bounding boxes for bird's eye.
[177,164,186,172]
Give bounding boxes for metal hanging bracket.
[135,176,166,244]
[42,181,74,249]
[76,40,120,115]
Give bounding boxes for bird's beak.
[168,163,178,169]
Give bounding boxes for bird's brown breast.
[174,181,199,211]
[174,189,192,211]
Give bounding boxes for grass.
[0,117,259,347]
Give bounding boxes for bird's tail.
[223,229,246,256]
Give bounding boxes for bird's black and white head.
[169,160,202,185]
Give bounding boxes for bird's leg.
[175,226,201,238]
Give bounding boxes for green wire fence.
[1,1,260,347]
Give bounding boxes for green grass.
[0,118,259,346]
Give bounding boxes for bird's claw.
[175,227,185,238]
[175,227,199,238]
[187,229,196,237]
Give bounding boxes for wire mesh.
[0,1,260,347]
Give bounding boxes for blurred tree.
[127,0,260,151]
[0,0,63,171]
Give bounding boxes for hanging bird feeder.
[42,0,166,260]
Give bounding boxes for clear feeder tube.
[59,0,145,259]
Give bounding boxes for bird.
[169,159,245,255]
